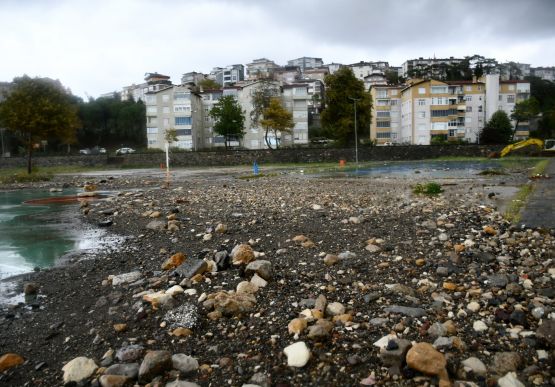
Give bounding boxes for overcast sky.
[1,0,554,99]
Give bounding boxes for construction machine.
[490,138,555,158]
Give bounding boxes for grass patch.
[504,183,534,223]
[413,182,443,196]
[0,171,52,184]
[478,169,507,176]
[237,173,277,180]
[530,159,549,177]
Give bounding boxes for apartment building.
[401,57,464,78]
[532,66,555,82]
[302,67,329,82]
[281,84,309,145]
[122,73,172,102]
[181,71,205,86]
[369,85,402,144]
[246,58,280,80]
[145,85,203,151]
[287,57,324,72]
[372,74,530,145]
[348,61,389,81]
[273,66,301,84]
[209,65,245,86]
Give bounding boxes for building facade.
[246,58,280,80]
[532,66,555,82]
[122,73,173,102]
[287,57,324,72]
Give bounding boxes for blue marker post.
[253,160,259,175]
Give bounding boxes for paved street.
[519,158,555,229]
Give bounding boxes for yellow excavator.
[491,138,555,158]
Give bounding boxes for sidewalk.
[519,158,555,229]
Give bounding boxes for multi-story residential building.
[122,73,172,102]
[499,62,531,80]
[302,67,329,82]
[181,71,206,87]
[287,57,324,72]
[281,84,309,145]
[209,65,245,86]
[273,66,301,84]
[144,85,203,151]
[348,61,389,81]
[369,85,402,144]
[372,74,531,145]
[246,58,280,80]
[401,57,464,79]
[532,66,555,82]
[326,63,343,74]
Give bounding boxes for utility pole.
[348,97,360,165]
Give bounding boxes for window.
[390,99,398,106]
[499,95,503,101]
[163,106,170,114]
[162,95,169,102]
[449,129,457,137]
[478,105,483,112]
[377,99,389,106]
[145,95,156,103]
[377,90,388,98]
[294,87,307,95]
[376,132,391,138]
[465,86,472,92]
[176,140,192,149]
[508,85,515,91]
[376,121,390,128]
[391,90,398,96]
[507,95,515,103]
[432,122,447,130]
[466,117,472,123]
[432,97,448,105]
[431,109,457,117]
[174,92,190,100]
[376,111,390,117]
[148,140,157,145]
[175,116,192,126]
[418,87,426,94]
[465,95,472,102]
[147,127,158,134]
[431,86,447,94]
[174,105,191,113]
[466,106,472,112]
[147,106,157,114]
[448,120,458,127]
[176,129,192,136]
[418,99,426,106]
[418,111,426,118]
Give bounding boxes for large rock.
[138,350,172,383]
[461,357,487,377]
[406,342,449,385]
[491,352,521,375]
[23,282,39,295]
[99,374,132,387]
[536,319,555,348]
[171,353,199,374]
[245,260,272,280]
[283,342,311,367]
[203,291,256,317]
[497,372,525,387]
[105,363,139,379]
[116,345,145,362]
[384,305,427,318]
[175,260,208,279]
[111,271,142,286]
[161,252,186,270]
[146,220,166,231]
[231,244,255,265]
[0,353,25,372]
[62,357,98,385]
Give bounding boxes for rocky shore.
[0,168,554,386]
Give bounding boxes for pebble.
[138,350,172,382]
[0,353,25,372]
[467,301,480,312]
[325,302,345,316]
[461,357,487,377]
[384,305,426,318]
[406,342,449,384]
[283,342,311,367]
[497,372,525,387]
[62,357,98,384]
[473,320,488,332]
[172,353,199,374]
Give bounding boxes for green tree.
[260,98,294,149]
[510,97,539,140]
[0,76,80,173]
[479,110,513,144]
[321,67,372,146]
[209,95,245,149]
[198,79,221,90]
[249,80,280,128]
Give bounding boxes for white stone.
[184,288,197,296]
[62,357,98,384]
[250,273,268,288]
[467,301,481,312]
[311,204,322,210]
[325,302,345,316]
[462,357,487,376]
[497,372,525,387]
[172,353,199,374]
[283,341,310,367]
[110,271,142,286]
[438,233,449,241]
[536,350,548,360]
[372,333,397,350]
[365,244,381,253]
[473,320,488,332]
[165,285,184,296]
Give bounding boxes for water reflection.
[0,189,103,280]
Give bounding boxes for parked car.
[79,148,91,155]
[115,147,135,155]
[98,147,107,154]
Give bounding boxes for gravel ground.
[0,167,553,387]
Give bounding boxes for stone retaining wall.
[0,145,503,169]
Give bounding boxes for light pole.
[348,97,360,165]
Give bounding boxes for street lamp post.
[348,97,360,165]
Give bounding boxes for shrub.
[413,182,443,195]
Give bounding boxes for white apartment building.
[246,58,280,80]
[287,57,324,72]
[372,74,531,145]
[532,66,555,82]
[122,73,172,102]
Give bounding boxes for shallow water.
[0,189,114,281]
[315,159,534,179]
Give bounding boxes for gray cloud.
[0,0,553,98]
